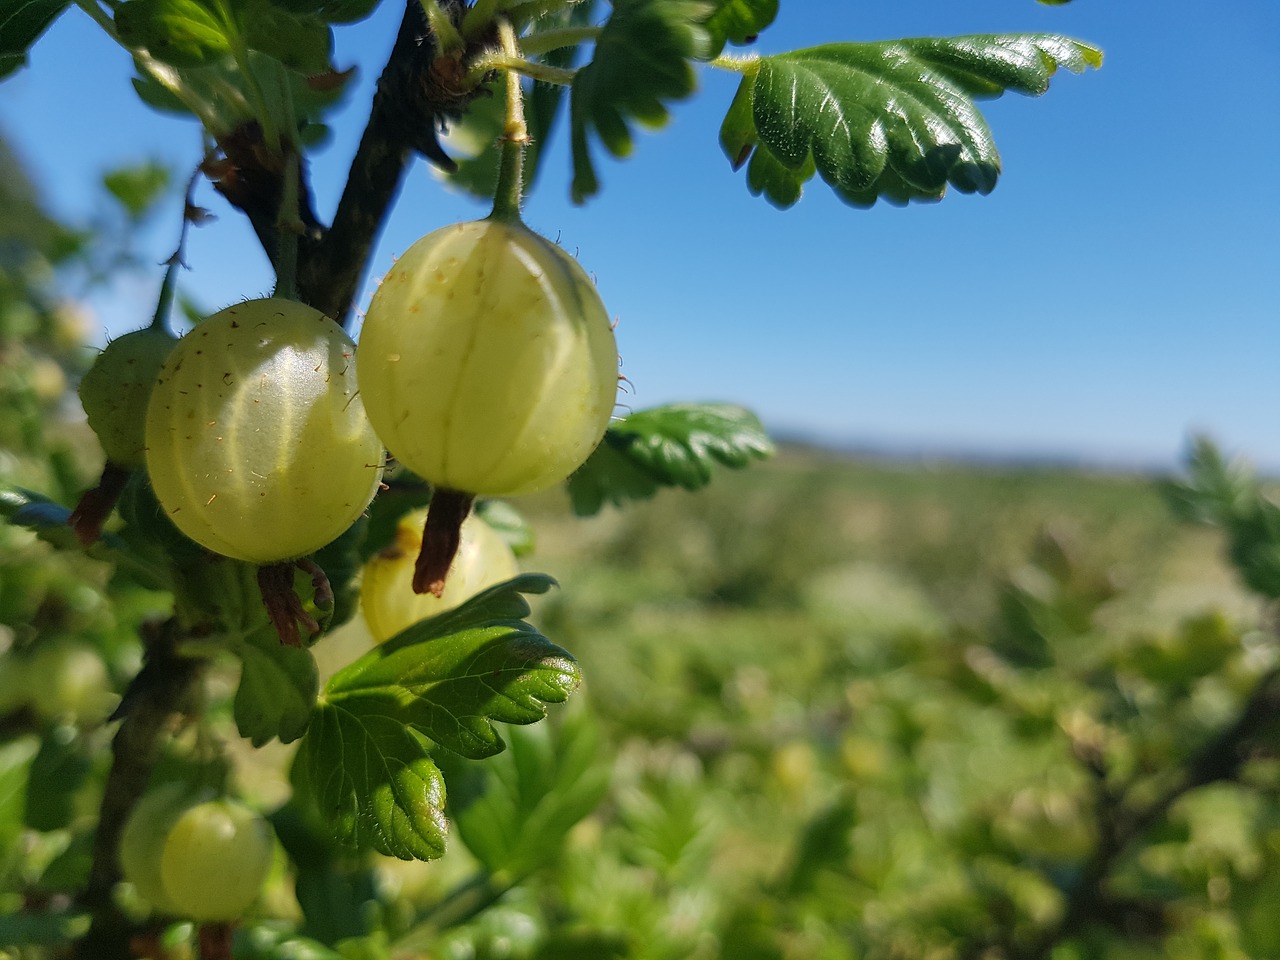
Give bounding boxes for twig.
[297,0,480,326]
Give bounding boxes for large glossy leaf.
[720,34,1101,208]
[0,0,70,79]
[292,575,578,861]
[569,0,712,203]
[568,403,774,515]
[293,701,448,861]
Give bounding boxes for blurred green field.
[433,445,1278,960]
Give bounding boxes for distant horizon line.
[767,428,1280,480]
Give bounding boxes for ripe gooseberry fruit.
[357,219,617,594]
[80,325,177,469]
[159,797,275,922]
[145,298,384,565]
[70,322,178,543]
[120,789,274,922]
[360,506,518,642]
[120,782,208,914]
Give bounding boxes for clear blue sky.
[2,1,1278,471]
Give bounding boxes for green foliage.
[449,706,610,878]
[114,0,332,72]
[14,3,1249,959]
[232,627,320,746]
[721,35,1102,208]
[293,576,578,861]
[568,403,775,515]
[445,2,599,200]
[701,0,778,58]
[569,0,713,202]
[1164,437,1280,599]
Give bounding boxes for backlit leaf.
[569,0,712,203]
[701,0,776,57]
[115,0,232,67]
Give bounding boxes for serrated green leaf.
[567,439,661,516]
[233,628,319,746]
[293,705,447,860]
[568,403,774,516]
[293,576,576,861]
[115,0,232,67]
[129,47,349,140]
[328,575,575,759]
[0,0,69,79]
[746,135,812,208]
[569,0,713,203]
[723,34,1101,208]
[451,707,610,877]
[701,0,776,58]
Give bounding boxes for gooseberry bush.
[0,1,1126,957]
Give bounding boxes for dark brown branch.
[298,0,482,326]
[206,0,488,326]
[75,619,206,960]
[300,0,444,323]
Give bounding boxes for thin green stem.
[709,52,762,75]
[518,24,600,56]
[419,0,464,54]
[148,263,178,335]
[460,0,500,40]
[488,18,528,223]
[72,0,115,35]
[213,0,280,149]
[466,52,575,86]
[273,160,301,301]
[164,162,204,271]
